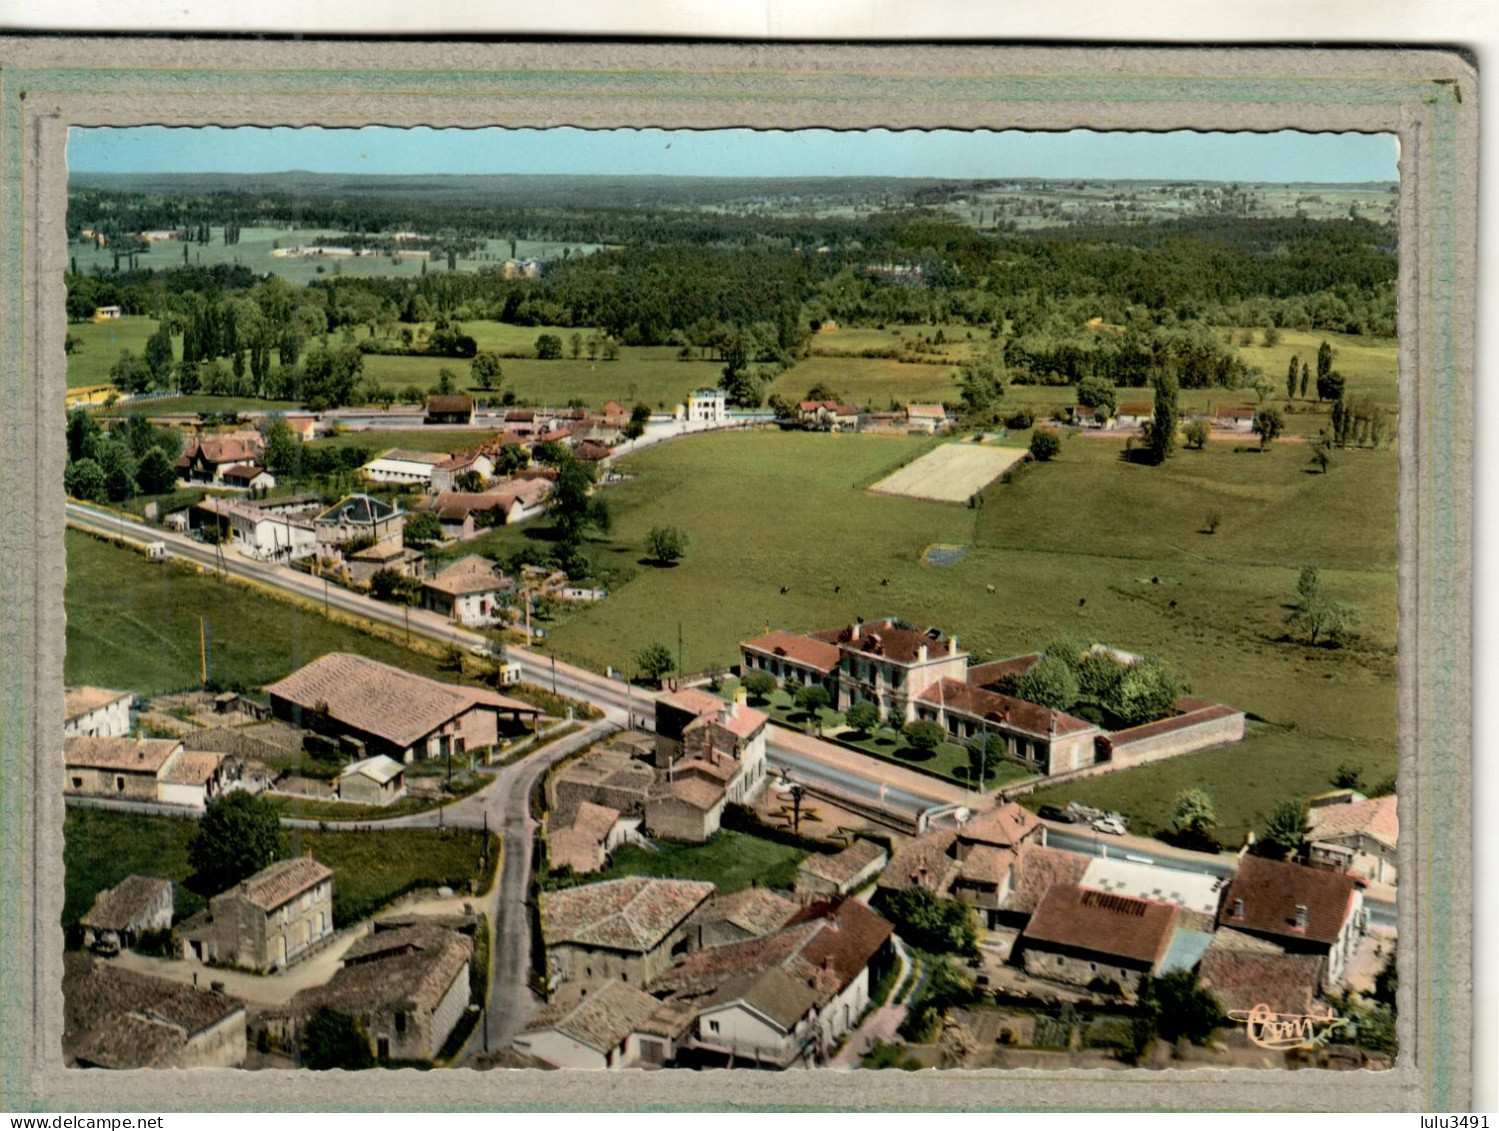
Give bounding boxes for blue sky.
[68,126,1398,184]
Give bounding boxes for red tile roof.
[958,802,1045,849]
[425,394,474,414]
[834,618,956,664]
[1117,401,1153,417]
[1199,934,1324,1016]
[230,856,332,912]
[967,655,1042,688]
[1004,843,1093,916]
[1218,856,1362,946]
[1022,884,1180,967]
[742,631,841,674]
[1307,794,1398,849]
[918,679,1097,737]
[64,736,182,774]
[1215,404,1257,421]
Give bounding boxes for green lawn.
[64,528,456,695]
[590,830,807,894]
[66,316,165,388]
[63,808,497,931]
[771,355,960,411]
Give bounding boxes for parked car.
[1092,818,1127,836]
[1038,805,1076,824]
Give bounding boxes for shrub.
[1003,408,1035,430]
[1029,428,1062,462]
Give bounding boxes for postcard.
[0,41,1476,1112]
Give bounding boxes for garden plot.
[869,443,1028,504]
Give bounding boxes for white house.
[194,497,318,562]
[513,980,693,1069]
[686,387,728,425]
[64,687,134,738]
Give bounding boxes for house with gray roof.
[540,877,715,992]
[81,875,173,954]
[291,923,472,1063]
[63,954,247,1069]
[315,493,405,557]
[175,856,334,972]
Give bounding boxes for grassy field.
[479,428,1394,843]
[1226,327,1399,408]
[64,528,457,695]
[771,355,959,410]
[589,830,807,894]
[67,316,165,388]
[63,808,497,931]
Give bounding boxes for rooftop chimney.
[917,643,928,665]
[949,636,958,655]
[1232,898,1244,918]
[1294,904,1309,930]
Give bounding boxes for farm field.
[63,808,496,933]
[1225,327,1399,409]
[870,442,1028,503]
[481,429,1394,841]
[63,528,456,695]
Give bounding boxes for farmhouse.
[797,400,861,432]
[291,923,472,1063]
[686,387,728,425]
[1217,855,1367,988]
[425,394,476,425]
[514,979,695,1070]
[1214,404,1258,432]
[1018,884,1181,998]
[63,954,247,1069]
[64,735,225,808]
[1115,401,1154,430]
[904,404,951,434]
[429,491,516,541]
[361,449,448,489]
[338,754,407,806]
[174,856,334,972]
[551,747,657,823]
[422,554,514,627]
[264,652,541,764]
[315,494,405,557]
[64,686,133,738]
[81,875,173,954]
[1306,791,1398,886]
[540,877,715,991]
[1197,928,1325,1018]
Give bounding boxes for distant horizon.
[67,127,1400,184]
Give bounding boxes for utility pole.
[551,654,557,696]
[677,621,684,688]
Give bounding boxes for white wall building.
[686,387,728,425]
[64,687,134,738]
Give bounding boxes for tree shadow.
[894,745,936,764]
